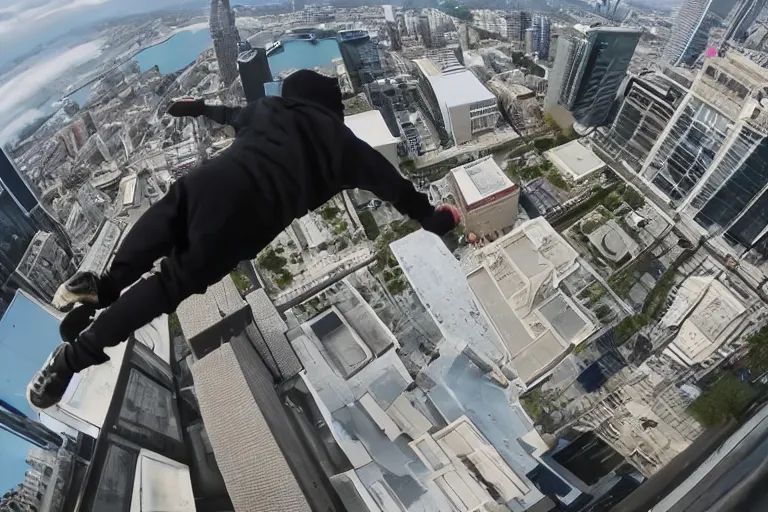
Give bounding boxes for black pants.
[65,159,268,372]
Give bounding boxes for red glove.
[421,205,461,236]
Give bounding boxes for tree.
[746,326,768,374]
[258,248,287,273]
[623,187,645,210]
[688,373,757,427]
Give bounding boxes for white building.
[344,109,400,167]
[414,59,501,145]
[545,139,606,183]
[448,156,520,239]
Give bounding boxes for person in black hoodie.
[27,70,460,410]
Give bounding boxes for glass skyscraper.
[662,0,730,66]
[724,0,768,42]
[565,28,642,128]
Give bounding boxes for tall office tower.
[0,148,71,308]
[724,0,767,42]
[536,15,551,59]
[238,48,272,103]
[524,27,538,54]
[388,21,402,50]
[642,53,768,257]
[597,74,687,172]
[662,0,731,66]
[210,0,240,86]
[505,11,532,41]
[546,36,587,110]
[338,29,381,92]
[547,28,641,127]
[419,13,433,48]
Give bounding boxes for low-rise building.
[413,59,501,145]
[545,139,606,183]
[345,110,400,167]
[449,156,520,240]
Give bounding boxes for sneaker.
[27,344,74,410]
[52,272,100,311]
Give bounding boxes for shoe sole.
[52,283,98,311]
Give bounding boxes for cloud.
[0,0,110,36]
[0,108,44,144]
[0,40,102,141]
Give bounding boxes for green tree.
[623,187,645,210]
[320,205,341,222]
[746,326,768,374]
[688,373,757,427]
[258,248,287,273]
[614,314,650,346]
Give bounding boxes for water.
[267,39,341,78]
[132,29,341,80]
[135,28,214,74]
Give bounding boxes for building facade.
[662,0,722,66]
[535,15,551,59]
[210,0,240,86]
[597,74,688,172]
[13,231,76,302]
[449,156,520,239]
[547,28,641,128]
[505,11,531,42]
[724,0,767,42]
[338,29,381,92]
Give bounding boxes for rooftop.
[451,156,517,208]
[344,110,400,149]
[545,140,606,181]
[427,69,496,108]
[468,218,596,383]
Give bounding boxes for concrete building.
[467,218,597,384]
[414,61,500,145]
[391,230,583,509]
[545,139,606,183]
[724,0,767,42]
[344,110,400,167]
[12,231,75,302]
[596,73,688,173]
[535,15,551,59]
[505,11,531,42]
[546,28,641,127]
[662,0,724,66]
[448,156,520,239]
[210,0,240,86]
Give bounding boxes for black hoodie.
[197,70,451,238]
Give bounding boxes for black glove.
[168,99,206,118]
[421,205,461,236]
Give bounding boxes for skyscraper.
[210,0,240,86]
[547,28,641,127]
[505,11,532,42]
[640,53,768,257]
[238,48,272,103]
[597,74,687,172]
[724,0,767,42]
[337,29,381,92]
[419,14,433,48]
[662,0,727,66]
[536,15,551,59]
[0,149,71,308]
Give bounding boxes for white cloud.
[0,0,110,36]
[0,40,103,139]
[0,108,44,144]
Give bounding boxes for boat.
[265,40,284,56]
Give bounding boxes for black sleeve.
[201,105,245,128]
[344,132,435,221]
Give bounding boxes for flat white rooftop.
[344,110,400,149]
[545,139,606,181]
[428,69,496,108]
[451,156,516,208]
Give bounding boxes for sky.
[0,292,63,493]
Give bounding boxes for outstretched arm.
[167,99,244,128]
[344,133,459,235]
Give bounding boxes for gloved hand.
[167,98,206,118]
[421,204,461,236]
